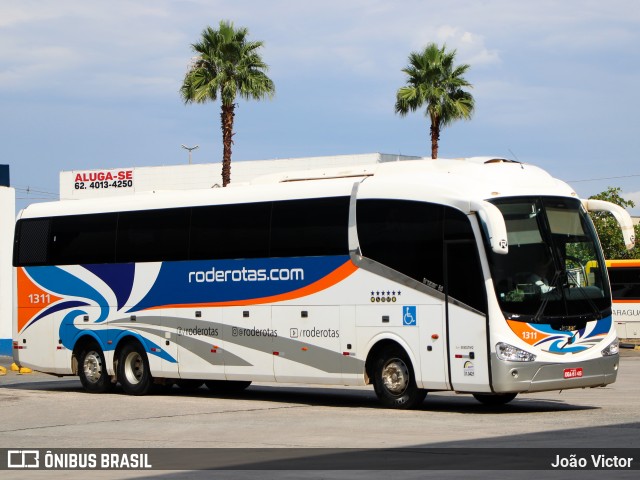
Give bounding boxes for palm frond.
[395,42,475,157]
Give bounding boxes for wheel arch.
[71,332,108,375]
[364,335,419,386]
[113,333,149,369]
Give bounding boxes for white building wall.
[59,153,422,200]
[0,187,15,355]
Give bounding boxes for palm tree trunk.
[220,104,235,187]
[430,122,439,159]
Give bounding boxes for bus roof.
[20,157,578,219]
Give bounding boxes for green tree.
[180,21,275,186]
[395,43,475,159]
[589,187,640,259]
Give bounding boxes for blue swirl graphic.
[59,310,175,363]
[26,266,110,322]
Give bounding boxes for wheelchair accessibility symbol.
[403,306,417,326]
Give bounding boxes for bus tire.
[78,342,113,394]
[117,342,153,396]
[473,393,517,405]
[205,380,252,393]
[373,346,426,409]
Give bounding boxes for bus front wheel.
[78,342,113,394]
[117,342,153,396]
[373,347,426,409]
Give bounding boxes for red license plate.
[563,368,584,379]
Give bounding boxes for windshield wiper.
[564,277,602,319]
[532,270,603,325]
[532,269,562,323]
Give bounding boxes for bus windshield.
[486,196,611,326]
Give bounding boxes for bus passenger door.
[445,240,491,393]
[418,304,448,390]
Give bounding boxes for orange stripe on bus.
[146,260,359,310]
[16,268,63,332]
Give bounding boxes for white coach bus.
[12,157,635,408]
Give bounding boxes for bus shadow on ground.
[207,385,598,414]
[1,377,598,414]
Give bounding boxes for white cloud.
[0,1,190,96]
[7,0,637,97]
[622,191,640,210]
[410,26,500,67]
[0,44,80,88]
[1,0,639,193]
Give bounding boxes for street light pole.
[181,144,199,164]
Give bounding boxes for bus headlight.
[601,339,619,357]
[496,342,537,362]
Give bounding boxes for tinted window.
[357,200,486,313]
[16,196,351,267]
[444,208,487,313]
[14,219,51,266]
[117,208,190,263]
[609,267,640,300]
[270,197,349,257]
[50,214,117,265]
[357,199,444,288]
[190,202,271,260]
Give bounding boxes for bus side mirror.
[582,199,636,250]
[471,200,509,255]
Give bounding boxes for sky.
[1,0,639,213]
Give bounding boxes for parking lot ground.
[1,349,639,479]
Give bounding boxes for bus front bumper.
[490,354,619,393]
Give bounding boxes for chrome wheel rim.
[124,351,144,385]
[382,358,409,395]
[83,351,102,384]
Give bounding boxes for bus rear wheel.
[118,342,153,396]
[473,393,517,405]
[373,347,426,409]
[78,342,113,393]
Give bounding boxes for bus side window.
[190,203,270,260]
[117,208,190,263]
[356,199,444,289]
[14,218,51,266]
[444,208,487,314]
[609,268,640,300]
[50,213,118,265]
[270,197,349,258]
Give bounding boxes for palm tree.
[180,21,275,186]
[395,43,474,159]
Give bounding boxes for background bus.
[588,260,640,340]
